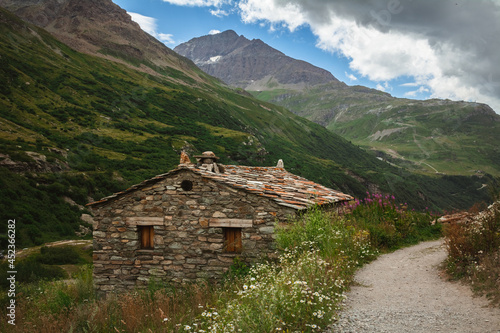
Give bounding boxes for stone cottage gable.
[90,163,353,210]
[87,155,353,296]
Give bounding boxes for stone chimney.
[276,159,284,168]
[194,151,223,173]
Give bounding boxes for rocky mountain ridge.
[0,0,202,80]
[174,30,341,90]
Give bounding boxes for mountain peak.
[219,29,238,37]
[175,30,339,90]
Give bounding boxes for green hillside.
[0,7,492,248]
[251,82,500,177]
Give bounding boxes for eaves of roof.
[87,164,353,210]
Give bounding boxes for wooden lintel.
[126,217,164,226]
[209,219,253,228]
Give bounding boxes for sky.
[112,0,500,114]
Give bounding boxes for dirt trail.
[328,239,500,333]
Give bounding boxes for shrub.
[345,192,441,250]
[0,258,67,289]
[275,206,377,263]
[187,247,350,332]
[38,245,82,265]
[444,201,500,305]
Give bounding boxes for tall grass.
[444,201,500,305]
[181,208,377,332]
[345,192,441,250]
[0,265,215,333]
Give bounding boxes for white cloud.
[129,12,158,36]
[158,33,175,44]
[235,0,500,113]
[375,81,391,92]
[128,12,175,45]
[162,0,229,6]
[209,29,221,35]
[400,82,420,87]
[210,9,229,17]
[405,86,430,97]
[238,0,306,32]
[345,71,357,81]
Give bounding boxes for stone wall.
[91,169,296,297]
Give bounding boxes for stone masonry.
[91,169,296,296]
[88,151,353,297]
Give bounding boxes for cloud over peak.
[128,12,175,45]
[236,0,500,112]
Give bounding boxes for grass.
[1,199,443,332]
[0,243,92,289]
[444,200,500,306]
[344,192,442,251]
[256,82,500,178]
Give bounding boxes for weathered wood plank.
[126,217,164,225]
[209,219,253,228]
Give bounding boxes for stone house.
[87,151,353,296]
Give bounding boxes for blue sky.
[112,0,500,113]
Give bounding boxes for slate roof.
[87,164,353,210]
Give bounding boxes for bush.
[0,258,67,289]
[444,201,500,305]
[275,206,377,263]
[38,246,82,265]
[345,192,441,250]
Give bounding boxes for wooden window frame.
[224,227,242,253]
[139,225,155,249]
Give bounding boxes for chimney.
[276,159,284,168]
[194,151,223,173]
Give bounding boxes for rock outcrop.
[0,0,198,76]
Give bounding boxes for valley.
[0,1,495,250]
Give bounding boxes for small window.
[139,226,154,249]
[181,180,193,191]
[224,228,242,253]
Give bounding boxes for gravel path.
[327,239,500,333]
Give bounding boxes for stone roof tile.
[87,164,353,209]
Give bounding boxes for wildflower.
[184,325,192,330]
[163,318,169,322]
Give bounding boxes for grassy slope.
[251,82,500,177]
[0,8,492,247]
